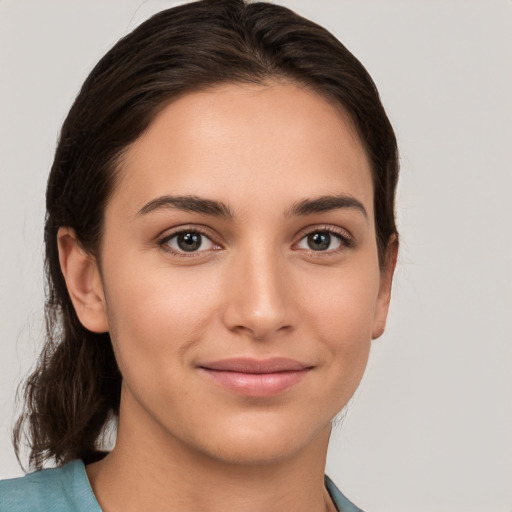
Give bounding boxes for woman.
[1,0,398,510]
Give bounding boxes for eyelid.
[157,225,223,257]
[155,223,354,258]
[293,224,354,252]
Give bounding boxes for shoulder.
[325,475,365,512]
[0,460,101,512]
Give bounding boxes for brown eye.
[177,232,202,251]
[164,231,216,253]
[297,230,344,252]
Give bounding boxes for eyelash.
[158,226,220,258]
[293,225,354,256]
[157,225,353,258]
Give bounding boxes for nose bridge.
[223,241,294,339]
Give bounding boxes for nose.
[221,247,297,341]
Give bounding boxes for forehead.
[111,81,374,218]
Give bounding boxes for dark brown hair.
[14,0,399,470]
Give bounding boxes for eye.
[162,230,217,254]
[296,230,346,252]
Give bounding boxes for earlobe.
[372,235,399,340]
[57,227,109,333]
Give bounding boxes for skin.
[58,82,397,512]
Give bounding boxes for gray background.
[1,1,511,511]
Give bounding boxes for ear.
[57,227,109,333]
[372,235,399,339]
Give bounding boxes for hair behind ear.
[13,228,121,470]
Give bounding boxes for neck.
[86,395,336,512]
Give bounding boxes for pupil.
[308,232,330,251]
[177,232,202,252]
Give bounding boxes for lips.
[198,357,312,397]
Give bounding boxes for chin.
[183,413,333,467]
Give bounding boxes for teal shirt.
[0,460,364,512]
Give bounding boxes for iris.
[177,232,202,251]
[307,232,332,251]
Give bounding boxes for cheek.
[103,258,222,380]
[302,260,380,373]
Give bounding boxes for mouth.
[198,357,313,397]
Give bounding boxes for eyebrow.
[136,193,367,221]
[285,194,368,219]
[136,195,234,218]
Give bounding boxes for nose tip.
[221,255,296,341]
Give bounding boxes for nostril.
[229,321,294,342]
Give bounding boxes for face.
[86,82,395,465]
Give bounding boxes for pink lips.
[199,357,312,397]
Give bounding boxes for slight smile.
[198,357,314,397]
